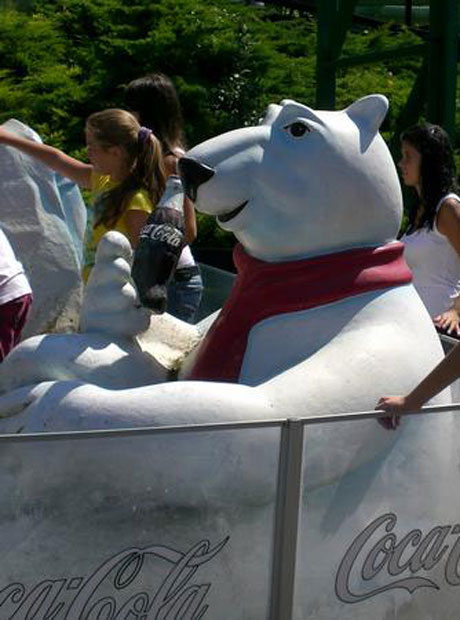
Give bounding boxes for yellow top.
[83,171,154,280]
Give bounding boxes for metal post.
[316,0,337,108]
[427,0,458,136]
[389,55,428,158]
[405,0,413,27]
[269,418,305,620]
[316,0,358,109]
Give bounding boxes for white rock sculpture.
[0,120,87,335]
[0,96,456,620]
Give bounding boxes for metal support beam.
[389,54,428,157]
[427,0,459,135]
[314,0,458,140]
[316,0,358,108]
[335,43,425,69]
[405,0,413,27]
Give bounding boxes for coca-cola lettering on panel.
[0,537,229,619]
[336,513,460,603]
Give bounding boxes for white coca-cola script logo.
[0,537,228,619]
[140,224,183,248]
[335,513,460,602]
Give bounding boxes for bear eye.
[284,121,311,138]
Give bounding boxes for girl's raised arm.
[0,127,92,189]
[376,342,460,429]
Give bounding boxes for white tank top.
[0,227,32,304]
[402,193,460,318]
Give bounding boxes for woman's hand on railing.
[375,396,406,430]
[375,394,423,430]
[376,341,460,431]
[434,307,460,336]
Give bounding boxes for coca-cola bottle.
[131,175,185,313]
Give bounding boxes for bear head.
[181,95,402,262]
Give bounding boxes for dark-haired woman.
[399,124,460,334]
[125,73,203,323]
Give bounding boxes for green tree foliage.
[0,0,454,248]
[0,9,86,146]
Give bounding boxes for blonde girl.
[0,109,166,277]
[125,73,203,323]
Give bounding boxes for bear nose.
[178,157,215,202]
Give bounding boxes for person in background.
[399,123,460,336]
[0,227,32,361]
[0,109,166,280]
[124,73,204,323]
[376,341,460,430]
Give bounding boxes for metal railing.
[1,401,459,619]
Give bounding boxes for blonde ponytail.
[134,132,167,207]
[87,109,167,228]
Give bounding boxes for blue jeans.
[167,270,204,324]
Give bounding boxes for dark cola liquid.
[131,206,185,313]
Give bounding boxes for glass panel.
[0,425,280,620]
[197,264,235,322]
[294,411,460,619]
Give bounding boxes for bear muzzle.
[178,157,215,202]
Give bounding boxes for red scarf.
[188,242,412,383]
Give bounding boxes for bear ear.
[345,94,388,135]
[259,103,282,126]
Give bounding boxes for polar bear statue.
[0,96,457,620]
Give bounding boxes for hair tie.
[138,126,152,144]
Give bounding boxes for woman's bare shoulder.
[437,196,460,251]
[439,196,460,220]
